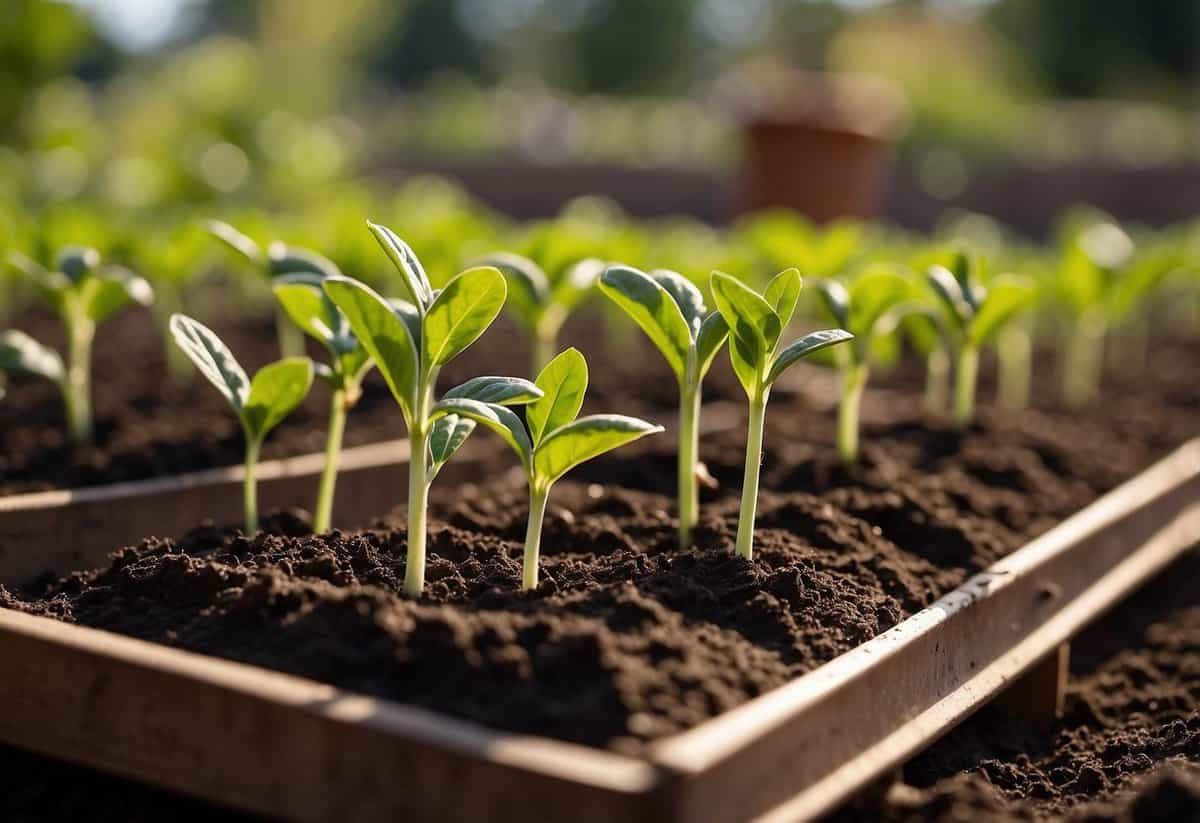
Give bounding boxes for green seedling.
[323,221,542,597]
[924,254,1037,425]
[815,267,914,463]
[482,252,605,375]
[599,264,729,547]
[434,348,662,590]
[207,219,342,358]
[710,270,854,560]
[273,274,375,533]
[170,314,314,533]
[4,247,153,444]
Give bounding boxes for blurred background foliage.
[1,0,1196,213]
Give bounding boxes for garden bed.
[0,334,1197,820]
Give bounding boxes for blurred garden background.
[3,0,1197,234]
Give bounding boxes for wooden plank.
[995,641,1069,730]
[0,439,437,586]
[0,608,664,823]
[650,439,1200,823]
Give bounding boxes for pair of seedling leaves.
[599,265,853,399]
[921,253,1038,352]
[482,252,605,353]
[1,247,154,387]
[327,223,660,488]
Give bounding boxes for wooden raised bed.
[0,439,1197,822]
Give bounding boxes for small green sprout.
[169,314,314,533]
[207,220,341,358]
[710,270,854,560]
[482,252,604,375]
[4,247,153,445]
[598,264,729,547]
[814,267,914,463]
[434,348,662,590]
[273,274,375,533]
[324,221,542,597]
[924,254,1037,426]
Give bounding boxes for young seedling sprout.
[169,314,314,533]
[710,270,853,560]
[3,247,153,444]
[598,264,729,546]
[924,254,1037,426]
[323,221,542,597]
[483,252,604,375]
[814,267,914,463]
[434,347,662,589]
[273,273,374,533]
[207,220,340,358]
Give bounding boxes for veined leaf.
[323,276,418,422]
[527,347,587,446]
[710,271,780,393]
[367,220,433,309]
[533,414,663,486]
[766,328,854,385]
[423,266,506,367]
[274,279,343,349]
[649,268,706,335]
[267,243,343,280]
[815,279,850,329]
[206,220,264,267]
[242,357,314,441]
[443,375,543,406]
[695,311,730,378]
[431,397,533,470]
[169,314,250,411]
[599,265,692,379]
[485,252,549,330]
[0,330,64,382]
[926,265,971,327]
[429,414,476,473]
[764,268,802,328]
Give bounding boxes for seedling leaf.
[267,243,343,279]
[169,314,249,411]
[527,347,587,445]
[431,397,533,469]
[533,414,663,486]
[429,414,476,473]
[649,268,706,335]
[443,375,543,406]
[764,267,802,328]
[242,357,314,440]
[695,310,730,377]
[206,220,264,266]
[323,276,418,422]
[969,276,1036,347]
[422,266,507,367]
[815,280,850,329]
[367,220,433,308]
[598,265,692,378]
[766,328,855,385]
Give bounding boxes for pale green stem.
[313,387,348,533]
[677,382,701,548]
[523,486,549,590]
[954,345,979,427]
[838,363,869,464]
[404,422,429,598]
[924,346,950,415]
[735,389,768,561]
[996,324,1032,412]
[1062,311,1107,408]
[244,437,261,533]
[275,309,306,359]
[64,319,94,446]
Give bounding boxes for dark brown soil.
[827,549,1200,822]
[1,325,1198,819]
